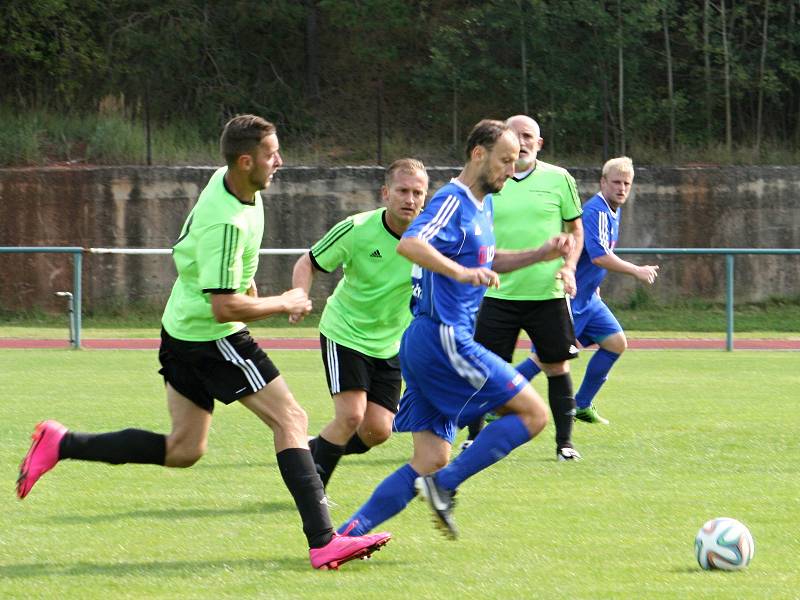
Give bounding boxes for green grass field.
[1,349,799,599]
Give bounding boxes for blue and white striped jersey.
[403,179,496,334]
[574,191,620,311]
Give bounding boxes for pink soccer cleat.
[17,420,67,499]
[309,531,391,570]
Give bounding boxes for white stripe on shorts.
[439,324,487,389]
[215,337,267,393]
[326,337,341,394]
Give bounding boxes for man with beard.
[335,120,573,539]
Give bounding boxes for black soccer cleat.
[415,475,458,540]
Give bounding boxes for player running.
[292,159,427,488]
[336,119,573,539]
[16,115,390,570]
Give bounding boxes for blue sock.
[575,348,620,409]
[515,356,541,381]
[436,415,531,491]
[337,463,419,535]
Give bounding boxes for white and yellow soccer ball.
[695,517,755,571]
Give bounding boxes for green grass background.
[1,349,799,599]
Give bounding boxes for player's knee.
[338,410,365,433]
[167,441,206,468]
[363,426,391,446]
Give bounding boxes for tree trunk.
[520,8,528,115]
[720,0,733,153]
[703,0,713,145]
[617,0,626,155]
[755,0,770,154]
[663,6,675,157]
[304,0,320,101]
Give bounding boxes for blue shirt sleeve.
[582,202,612,260]
[403,190,463,256]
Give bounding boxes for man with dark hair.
[336,120,573,539]
[16,114,390,570]
[466,114,584,462]
[292,158,428,488]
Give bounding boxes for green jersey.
[485,160,582,301]
[162,167,264,341]
[311,208,412,359]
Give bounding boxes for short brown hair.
[220,115,276,166]
[465,119,509,161]
[385,158,427,186]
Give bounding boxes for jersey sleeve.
[310,217,355,273]
[560,172,583,221]
[196,223,246,293]
[402,191,462,255]
[582,203,612,259]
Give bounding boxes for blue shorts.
[393,316,528,444]
[571,296,623,347]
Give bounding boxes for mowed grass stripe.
[1,350,798,599]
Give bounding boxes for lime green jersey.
[485,160,582,300]
[162,167,264,341]
[311,208,413,358]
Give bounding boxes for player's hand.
[456,266,500,288]
[542,233,574,261]
[246,280,258,298]
[282,287,312,322]
[635,265,659,284]
[558,266,577,298]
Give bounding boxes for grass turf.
[1,349,799,598]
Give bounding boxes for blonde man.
[518,156,659,424]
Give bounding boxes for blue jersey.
[574,192,620,311]
[404,179,496,334]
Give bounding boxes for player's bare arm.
[592,253,659,284]
[210,288,312,323]
[558,218,583,298]
[288,253,318,323]
[291,252,316,295]
[492,233,575,274]
[397,236,500,288]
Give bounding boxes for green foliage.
[1,0,800,164]
[1,349,799,597]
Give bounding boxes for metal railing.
[2,246,798,350]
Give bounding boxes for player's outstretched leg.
[415,474,458,540]
[309,530,391,570]
[17,420,67,499]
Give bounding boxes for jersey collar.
[381,208,402,240]
[597,191,619,216]
[451,178,484,210]
[222,169,257,206]
[511,164,535,182]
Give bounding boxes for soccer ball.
[695,517,754,571]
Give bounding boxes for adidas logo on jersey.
[369,249,382,258]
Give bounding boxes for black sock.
[59,429,166,465]
[466,417,485,441]
[342,433,370,455]
[547,374,576,449]
[277,448,334,549]
[310,435,345,487]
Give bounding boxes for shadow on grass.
[49,500,294,524]
[0,556,315,578]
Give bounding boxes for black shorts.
[158,327,280,413]
[474,297,578,364]
[320,334,401,414]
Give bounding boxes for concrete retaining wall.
[1,165,798,315]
